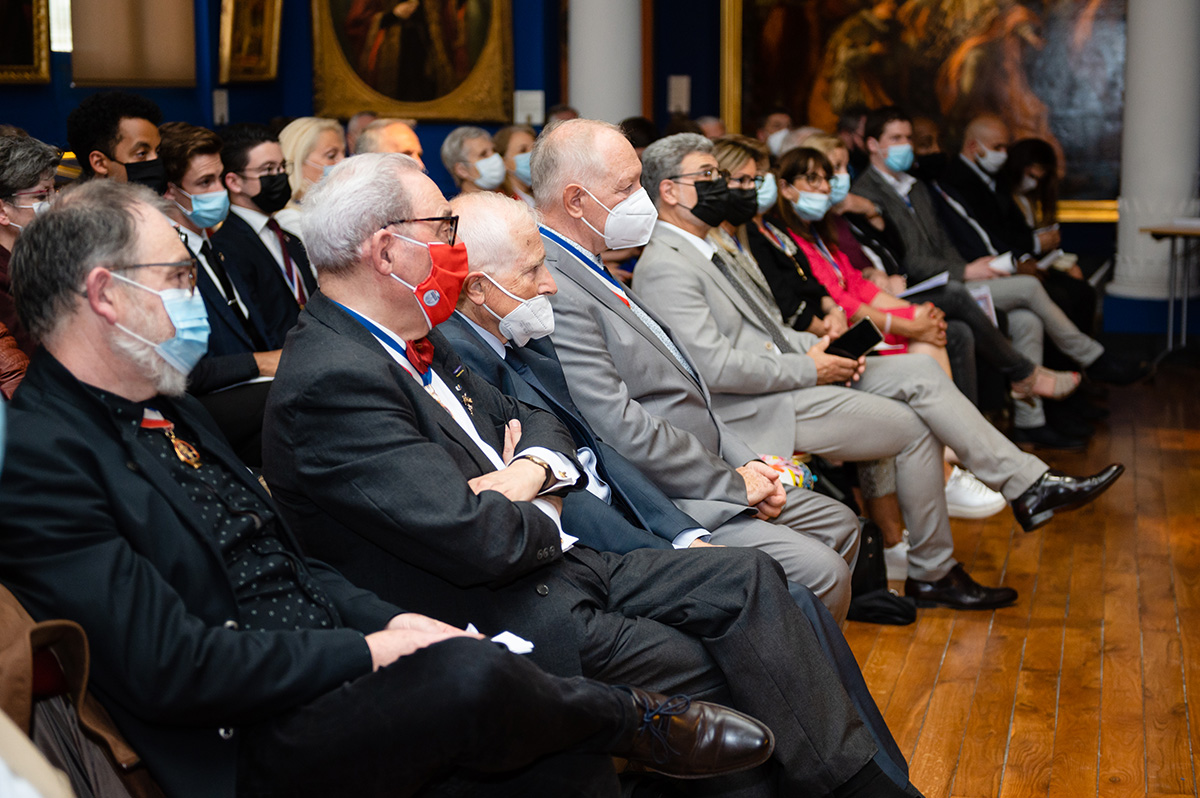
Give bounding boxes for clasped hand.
[737,459,787,520]
[366,613,483,671]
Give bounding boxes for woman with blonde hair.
[276,117,345,233]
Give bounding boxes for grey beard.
[110,303,190,398]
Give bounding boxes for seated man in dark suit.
[214,123,319,345]
[261,152,919,797]
[0,178,771,798]
[443,189,917,789]
[158,122,283,465]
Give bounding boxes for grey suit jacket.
[542,229,758,531]
[633,224,817,455]
[852,166,966,283]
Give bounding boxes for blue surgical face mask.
[112,274,211,375]
[884,144,914,173]
[756,172,778,214]
[829,173,851,205]
[792,190,832,222]
[512,152,533,187]
[172,187,230,229]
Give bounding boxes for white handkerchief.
[989,252,1015,274]
[465,624,535,654]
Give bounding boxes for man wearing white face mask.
[158,122,285,465]
[441,126,507,195]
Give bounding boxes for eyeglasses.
[668,168,730,185]
[111,258,199,297]
[794,172,828,186]
[385,215,459,246]
[3,186,56,206]
[239,161,292,179]
[726,175,766,190]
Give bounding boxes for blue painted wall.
[0,0,563,198]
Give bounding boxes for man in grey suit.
[531,121,863,622]
[533,120,1123,612]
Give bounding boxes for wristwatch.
[517,454,556,491]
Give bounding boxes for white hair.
[301,153,423,275]
[277,117,344,200]
[451,192,542,289]
[110,288,188,396]
[355,119,416,155]
[440,125,490,184]
[529,118,620,210]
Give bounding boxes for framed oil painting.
[722,0,1124,219]
[312,0,513,122]
[219,0,283,83]
[0,0,50,84]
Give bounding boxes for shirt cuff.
[532,497,577,552]
[521,447,581,493]
[672,528,711,549]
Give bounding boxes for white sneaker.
[884,531,909,581]
[945,466,1007,519]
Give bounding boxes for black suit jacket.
[0,349,399,798]
[936,156,1034,260]
[213,211,316,345]
[262,293,587,677]
[441,312,704,554]
[187,237,275,394]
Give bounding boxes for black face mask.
[724,187,758,227]
[251,172,293,215]
[687,176,732,227]
[120,158,167,195]
[910,152,948,183]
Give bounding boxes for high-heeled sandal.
[1011,366,1080,406]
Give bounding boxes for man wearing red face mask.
[262,153,919,798]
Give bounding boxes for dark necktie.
[709,252,795,354]
[266,218,308,307]
[198,240,268,351]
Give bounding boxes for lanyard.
[812,233,843,283]
[332,300,432,387]
[541,226,627,295]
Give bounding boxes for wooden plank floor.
[843,360,1200,798]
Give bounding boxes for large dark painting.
[731,0,1125,201]
[0,0,49,84]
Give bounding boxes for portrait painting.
[725,0,1125,204]
[0,0,50,84]
[313,0,512,122]
[219,0,283,83]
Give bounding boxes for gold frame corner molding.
[311,0,514,123]
[0,0,51,85]
[219,0,284,84]
[1057,200,1119,224]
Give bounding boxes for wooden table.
[1139,223,1200,351]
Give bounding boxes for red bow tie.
[406,337,435,374]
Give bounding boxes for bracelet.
[883,314,893,335]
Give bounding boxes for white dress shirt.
[177,224,253,320]
[228,204,320,288]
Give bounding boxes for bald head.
[452,190,542,280]
[963,114,1009,157]
[356,120,424,168]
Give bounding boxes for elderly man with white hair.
[440,125,505,194]
[353,119,424,168]
[260,152,923,798]
[531,119,862,620]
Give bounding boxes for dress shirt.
[177,224,252,320]
[341,305,579,548]
[657,220,716,260]
[871,165,917,204]
[228,204,320,286]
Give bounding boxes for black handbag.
[847,519,916,625]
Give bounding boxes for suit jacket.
[441,311,700,553]
[543,229,759,531]
[853,166,966,283]
[634,225,819,456]
[936,156,1034,260]
[0,350,399,798]
[262,293,587,677]
[212,211,317,345]
[187,237,273,394]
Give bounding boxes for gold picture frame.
[0,0,50,84]
[219,0,283,83]
[312,0,513,123]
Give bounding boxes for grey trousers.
[967,275,1106,429]
[790,354,1048,581]
[709,485,860,622]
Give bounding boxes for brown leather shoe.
[613,688,774,779]
[905,563,1018,610]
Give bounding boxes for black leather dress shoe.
[1011,464,1125,532]
[1010,424,1088,451]
[1085,353,1150,385]
[615,688,774,779]
[905,564,1018,610]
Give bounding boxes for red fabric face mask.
[390,234,470,331]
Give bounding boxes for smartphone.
[827,318,884,360]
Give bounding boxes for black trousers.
[913,281,1035,382]
[559,545,880,797]
[236,637,631,798]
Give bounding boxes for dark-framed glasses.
[667,168,730,185]
[239,161,292,179]
[385,215,459,246]
[727,175,766,190]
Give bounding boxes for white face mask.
[579,186,658,250]
[1019,174,1039,194]
[471,153,507,190]
[975,144,1008,174]
[480,273,555,346]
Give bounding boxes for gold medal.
[164,427,202,469]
